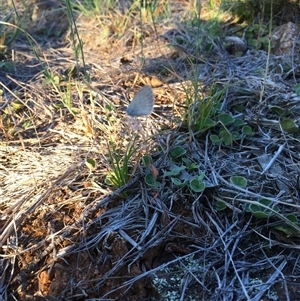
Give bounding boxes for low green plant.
[217,188,300,236]
[245,198,280,219]
[245,199,300,234]
[142,155,160,188]
[144,145,206,193]
[209,112,253,146]
[170,146,186,159]
[216,199,227,211]
[183,83,223,136]
[43,70,79,115]
[246,23,270,50]
[274,214,300,236]
[216,194,300,237]
[169,147,206,192]
[280,119,299,134]
[269,98,300,134]
[105,137,139,191]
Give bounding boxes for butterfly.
[126,85,154,117]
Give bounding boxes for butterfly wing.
[126,85,154,117]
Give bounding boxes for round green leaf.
[145,173,160,188]
[234,118,247,127]
[164,166,186,177]
[286,214,298,223]
[230,176,247,187]
[210,134,221,143]
[216,200,227,211]
[280,119,298,133]
[171,177,187,187]
[219,130,232,146]
[218,113,234,125]
[189,178,205,192]
[242,126,253,136]
[170,146,186,159]
[270,106,285,116]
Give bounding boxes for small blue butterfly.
[126,85,154,117]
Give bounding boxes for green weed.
[105,136,139,191]
[182,82,223,136]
